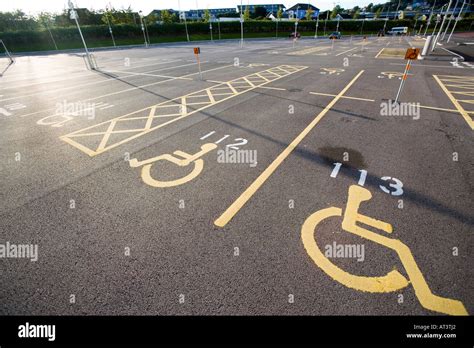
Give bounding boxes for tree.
[353,9,361,19]
[366,3,374,12]
[305,8,314,20]
[38,12,55,28]
[330,5,342,19]
[244,6,250,21]
[375,8,382,18]
[203,9,210,23]
[277,7,283,20]
[160,10,173,24]
[146,13,158,25]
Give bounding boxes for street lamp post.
[44,19,58,50]
[395,0,402,19]
[138,11,148,48]
[240,0,244,48]
[424,0,437,36]
[447,0,467,42]
[68,1,94,69]
[432,1,452,51]
[442,0,459,40]
[324,9,329,36]
[315,13,319,38]
[104,4,116,47]
[178,0,190,42]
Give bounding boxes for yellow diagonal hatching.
[434,75,474,130]
[61,65,308,156]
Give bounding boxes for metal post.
[44,20,58,50]
[324,10,329,36]
[210,22,213,41]
[360,18,364,35]
[178,0,190,42]
[424,0,437,36]
[431,15,441,39]
[315,14,319,38]
[432,2,452,51]
[395,59,412,103]
[442,0,459,40]
[240,0,244,48]
[395,0,402,19]
[68,1,94,70]
[0,40,14,64]
[138,11,148,48]
[276,15,279,38]
[448,0,467,42]
[196,54,202,80]
[218,18,221,40]
[143,17,151,45]
[104,5,116,47]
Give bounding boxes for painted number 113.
[330,162,404,196]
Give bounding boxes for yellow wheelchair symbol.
[301,185,468,316]
[129,143,217,188]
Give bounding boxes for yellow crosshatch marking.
[60,65,308,156]
[434,75,474,130]
[375,48,406,59]
[288,46,330,56]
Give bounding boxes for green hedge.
[1,19,472,52]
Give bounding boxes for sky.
[1,0,378,16]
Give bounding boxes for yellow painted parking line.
[433,75,474,130]
[375,48,384,58]
[60,65,308,156]
[214,70,365,228]
[288,46,330,56]
[311,92,459,113]
[418,105,459,113]
[310,92,374,102]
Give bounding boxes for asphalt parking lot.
[0,35,473,315]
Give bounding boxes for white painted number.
[330,163,404,196]
[226,138,248,150]
[330,162,342,178]
[358,170,367,186]
[379,176,404,196]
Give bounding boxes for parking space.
[0,36,472,316]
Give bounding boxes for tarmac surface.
[0,34,473,315]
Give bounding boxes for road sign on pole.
[194,47,202,80]
[395,48,420,103]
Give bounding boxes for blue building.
[237,4,286,14]
[286,3,320,19]
[185,8,236,20]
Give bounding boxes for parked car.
[328,31,342,39]
[387,27,408,36]
[289,32,301,39]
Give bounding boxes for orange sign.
[404,48,420,60]
[194,47,200,55]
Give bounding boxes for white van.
[388,27,408,36]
